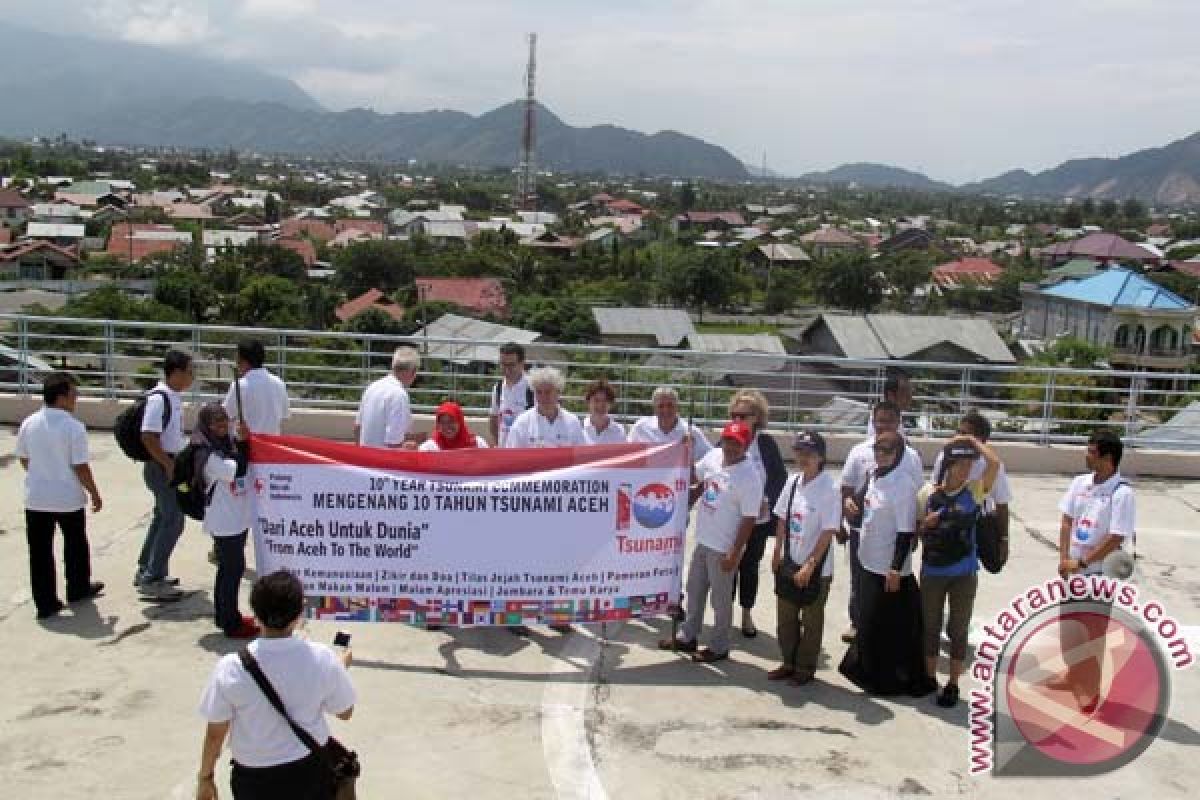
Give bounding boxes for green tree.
[334,240,416,295]
[263,193,281,223]
[662,249,736,319]
[154,268,220,323]
[1060,205,1084,229]
[809,251,885,312]
[508,296,599,343]
[225,276,305,328]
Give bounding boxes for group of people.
[13,344,1139,798]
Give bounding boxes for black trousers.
[733,521,774,610]
[231,752,331,800]
[26,509,91,616]
[214,532,248,634]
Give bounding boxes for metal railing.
[1,312,1197,450]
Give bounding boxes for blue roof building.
[1020,266,1195,370]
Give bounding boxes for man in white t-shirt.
[503,366,586,449]
[196,571,355,799]
[659,421,764,663]
[1054,429,1136,712]
[489,341,534,447]
[1058,429,1136,578]
[224,340,290,436]
[136,349,193,601]
[16,372,104,619]
[355,346,419,449]
[626,386,712,463]
[839,400,922,641]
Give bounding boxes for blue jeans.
[137,460,185,582]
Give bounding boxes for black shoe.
[936,683,960,708]
[36,601,65,620]
[68,581,105,603]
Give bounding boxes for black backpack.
[923,486,982,567]
[113,389,171,462]
[170,444,215,521]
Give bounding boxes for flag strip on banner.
[247,434,689,626]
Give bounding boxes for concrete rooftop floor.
[0,431,1197,799]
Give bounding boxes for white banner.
[248,434,689,626]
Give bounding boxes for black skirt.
[838,570,935,697]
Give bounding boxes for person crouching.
[192,404,259,639]
[659,421,764,663]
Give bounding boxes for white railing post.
[1041,369,1056,446]
[104,320,115,399]
[17,315,29,396]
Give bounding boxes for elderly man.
[503,366,585,448]
[355,346,420,449]
[627,386,712,463]
[659,421,764,663]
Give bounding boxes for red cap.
[720,421,753,447]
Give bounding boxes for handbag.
[774,477,832,607]
[238,649,361,800]
[975,512,1007,574]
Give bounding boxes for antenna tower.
[516,33,538,211]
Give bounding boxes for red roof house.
[277,237,317,266]
[280,217,336,243]
[105,223,193,262]
[932,257,1003,289]
[335,289,405,323]
[415,277,509,318]
[605,198,645,216]
[335,219,386,237]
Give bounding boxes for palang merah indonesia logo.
[969,575,1193,777]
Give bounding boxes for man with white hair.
[627,386,712,463]
[355,346,420,449]
[503,367,585,448]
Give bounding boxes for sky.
[6,0,1200,183]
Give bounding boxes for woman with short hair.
[582,378,626,444]
[728,389,787,637]
[196,571,356,800]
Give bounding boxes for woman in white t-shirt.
[418,401,489,451]
[769,431,841,685]
[837,430,935,698]
[582,378,626,445]
[189,404,259,639]
[197,571,356,800]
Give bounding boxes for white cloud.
[89,0,212,46]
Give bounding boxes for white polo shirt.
[840,437,924,494]
[1058,472,1136,573]
[693,449,764,553]
[627,416,713,462]
[15,407,89,512]
[140,382,186,455]
[858,468,918,576]
[504,406,586,448]
[202,451,252,537]
[198,636,356,768]
[490,375,533,447]
[356,374,411,448]
[583,417,627,445]
[773,470,841,578]
[224,368,290,435]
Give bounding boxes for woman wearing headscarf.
[729,389,787,638]
[838,430,934,697]
[419,401,489,451]
[192,403,257,639]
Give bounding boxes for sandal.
[691,647,729,664]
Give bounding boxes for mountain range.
[4,23,1200,200]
